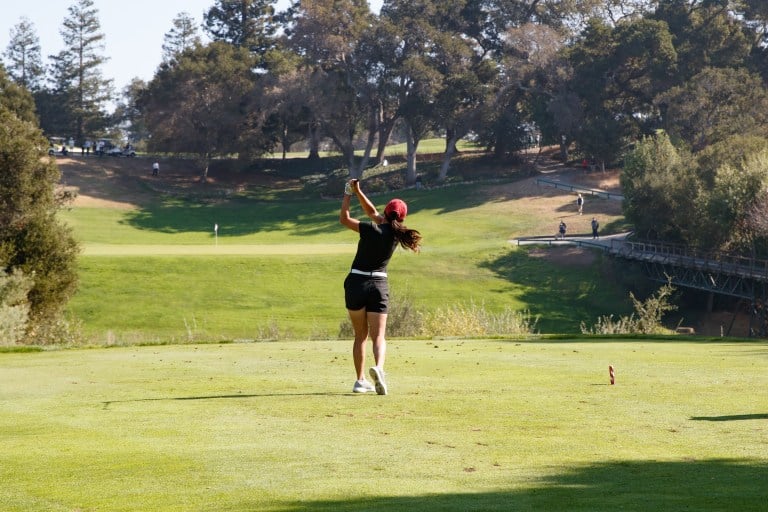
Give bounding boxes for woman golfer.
[340,179,422,395]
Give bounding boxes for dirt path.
[58,156,151,208]
[56,155,300,208]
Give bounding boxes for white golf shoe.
[369,366,388,396]
[352,379,375,393]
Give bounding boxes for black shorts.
[344,274,389,313]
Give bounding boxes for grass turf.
[61,179,631,342]
[1,339,766,511]
[71,245,625,341]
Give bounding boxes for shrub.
[421,301,538,337]
[25,313,83,346]
[365,177,388,194]
[580,314,640,335]
[630,281,678,334]
[384,288,425,337]
[386,173,405,190]
[0,105,80,344]
[581,281,677,335]
[338,292,538,338]
[0,268,32,345]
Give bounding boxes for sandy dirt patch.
[568,169,621,193]
[481,172,624,240]
[54,155,302,208]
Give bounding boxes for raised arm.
[339,190,360,232]
[340,179,384,232]
[351,180,384,223]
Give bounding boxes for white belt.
[350,269,388,277]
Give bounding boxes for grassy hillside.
[55,149,631,344]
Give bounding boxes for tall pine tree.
[162,11,202,63]
[3,17,45,92]
[48,0,113,143]
[204,0,277,60]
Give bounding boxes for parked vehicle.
[94,138,113,156]
[106,145,136,157]
[48,137,69,156]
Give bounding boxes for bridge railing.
[535,178,624,201]
[515,235,768,281]
[613,240,768,281]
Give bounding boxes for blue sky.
[0,0,382,100]
[1,0,228,93]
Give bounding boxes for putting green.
[81,243,355,256]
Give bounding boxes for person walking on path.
[558,220,567,239]
[577,193,584,215]
[591,217,599,239]
[340,179,422,395]
[152,161,160,176]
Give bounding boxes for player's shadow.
[690,413,768,421]
[101,392,346,409]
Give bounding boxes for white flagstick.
[214,223,218,246]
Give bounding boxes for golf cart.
[106,144,137,157]
[48,137,69,156]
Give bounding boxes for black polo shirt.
[350,222,398,273]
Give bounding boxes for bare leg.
[367,312,388,369]
[367,312,389,395]
[348,308,368,380]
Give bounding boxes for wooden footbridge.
[514,234,768,336]
[607,239,768,299]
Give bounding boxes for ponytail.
[390,219,422,253]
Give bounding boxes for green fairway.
[1,339,766,511]
[80,243,354,256]
[71,247,628,342]
[60,177,632,342]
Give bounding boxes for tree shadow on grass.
[117,171,586,237]
[269,459,768,512]
[478,247,633,333]
[122,197,343,238]
[120,189,443,238]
